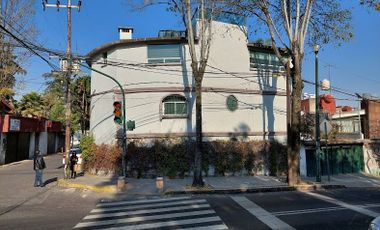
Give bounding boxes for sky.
[16,0,380,107]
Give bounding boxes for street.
[1,154,380,230]
[72,188,379,230]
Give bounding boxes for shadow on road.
[44,177,57,186]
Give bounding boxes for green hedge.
[80,136,287,178]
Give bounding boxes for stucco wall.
[90,20,287,145]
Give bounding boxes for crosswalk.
[73,196,229,230]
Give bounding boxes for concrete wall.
[0,133,5,165]
[29,132,36,159]
[39,132,48,156]
[90,20,287,145]
[299,145,307,176]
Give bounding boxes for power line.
[0,23,59,70]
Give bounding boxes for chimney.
[118,27,133,40]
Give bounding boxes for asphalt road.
[60,188,380,230]
[1,155,380,230]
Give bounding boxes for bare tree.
[0,0,37,100]
[128,0,219,186]
[228,0,352,185]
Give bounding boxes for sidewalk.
[57,172,357,197]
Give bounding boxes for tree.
[18,91,46,117]
[360,0,380,10]
[229,0,352,185]
[42,71,66,122]
[0,0,37,100]
[129,0,220,186]
[71,76,91,134]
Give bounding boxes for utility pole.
[314,44,321,183]
[325,64,334,94]
[43,0,82,179]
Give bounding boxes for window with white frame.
[147,44,181,64]
[250,51,285,72]
[162,95,187,117]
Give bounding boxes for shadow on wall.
[180,45,195,134]
[229,123,251,141]
[257,66,278,140]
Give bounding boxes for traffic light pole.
[77,62,127,178]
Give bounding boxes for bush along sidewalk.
[79,135,287,178]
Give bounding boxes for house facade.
[87,20,287,145]
[0,114,64,165]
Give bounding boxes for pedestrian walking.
[70,152,78,179]
[33,150,46,187]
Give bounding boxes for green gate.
[306,145,364,177]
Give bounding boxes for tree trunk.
[193,76,204,186]
[287,50,302,186]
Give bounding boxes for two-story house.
[86,19,287,145]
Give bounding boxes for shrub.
[79,134,97,171]
[93,144,122,175]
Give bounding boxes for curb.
[57,179,346,195]
[164,184,346,195]
[57,179,117,193]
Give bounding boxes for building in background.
[0,115,64,165]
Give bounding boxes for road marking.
[231,196,295,230]
[97,196,191,207]
[97,216,225,230]
[91,199,207,213]
[305,192,380,218]
[75,197,228,230]
[272,203,380,216]
[75,209,216,228]
[84,203,211,220]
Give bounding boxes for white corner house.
[86,19,287,145]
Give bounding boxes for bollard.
[156,177,164,191]
[117,176,126,191]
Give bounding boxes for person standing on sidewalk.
[69,152,78,179]
[33,150,46,187]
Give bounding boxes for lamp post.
[314,44,322,182]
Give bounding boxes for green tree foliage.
[42,72,91,133]
[71,76,91,133]
[17,91,46,117]
[0,0,37,100]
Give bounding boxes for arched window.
[162,95,187,117]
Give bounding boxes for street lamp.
[314,44,322,182]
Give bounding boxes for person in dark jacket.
[69,152,78,179]
[33,150,46,187]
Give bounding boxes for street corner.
[57,178,117,193]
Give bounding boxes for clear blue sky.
[19,0,380,107]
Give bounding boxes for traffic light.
[113,101,122,124]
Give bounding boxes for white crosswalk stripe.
[74,197,229,230]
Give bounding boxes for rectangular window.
[164,102,187,115]
[250,51,285,72]
[147,44,181,64]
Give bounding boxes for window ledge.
[145,62,182,66]
[161,115,188,120]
